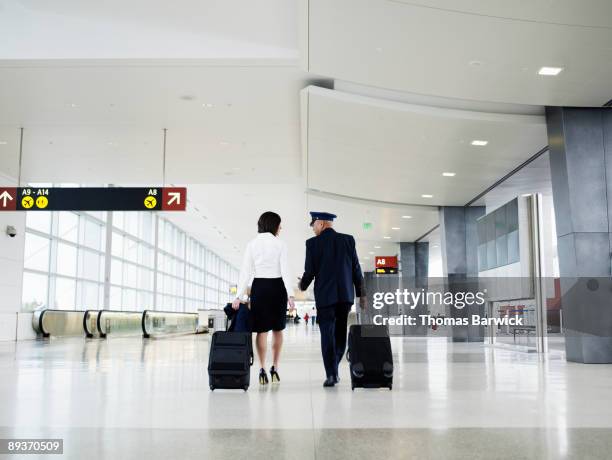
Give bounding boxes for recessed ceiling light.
[363,256,370,260]
[469,60,483,67]
[0,141,7,145]
[432,244,439,248]
[69,103,78,108]
[538,66,563,76]
[401,215,412,219]
[391,227,400,230]
[421,194,433,198]
[220,141,230,146]
[203,103,215,108]
[374,246,381,249]
[442,172,456,177]
[471,140,488,146]
[369,251,374,255]
[383,236,391,239]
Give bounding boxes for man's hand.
[359,296,367,310]
[232,298,241,310]
[288,296,296,311]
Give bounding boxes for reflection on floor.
[1,324,612,459]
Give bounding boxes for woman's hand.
[288,296,296,311]
[232,298,241,310]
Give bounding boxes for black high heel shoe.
[259,368,269,385]
[270,366,280,383]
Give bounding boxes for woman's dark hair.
[258,211,281,235]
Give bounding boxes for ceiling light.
[203,103,215,108]
[383,236,391,239]
[421,194,433,198]
[401,215,412,219]
[369,251,375,255]
[538,66,563,76]
[432,244,439,248]
[0,141,7,145]
[363,256,370,260]
[374,246,381,249]
[471,140,488,146]
[220,141,230,146]
[391,227,400,230]
[442,172,456,177]
[69,103,78,108]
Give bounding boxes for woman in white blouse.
[232,211,295,385]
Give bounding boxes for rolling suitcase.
[208,331,253,391]
[347,324,393,390]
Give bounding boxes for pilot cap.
[309,211,337,226]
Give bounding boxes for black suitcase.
[208,331,253,391]
[347,325,393,390]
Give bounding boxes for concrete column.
[546,107,612,363]
[400,242,429,288]
[439,206,485,342]
[400,242,429,335]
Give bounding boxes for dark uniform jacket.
[299,228,364,308]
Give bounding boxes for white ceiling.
[0,63,309,183]
[304,0,612,106]
[1,0,607,280]
[0,0,298,59]
[304,86,548,206]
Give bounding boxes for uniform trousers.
[317,302,352,378]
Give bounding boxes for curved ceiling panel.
[305,0,612,106]
[393,1,612,28]
[303,86,547,206]
[305,190,439,270]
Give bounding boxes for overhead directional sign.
[0,187,187,212]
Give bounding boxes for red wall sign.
[375,256,398,269]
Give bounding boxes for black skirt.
[250,278,288,333]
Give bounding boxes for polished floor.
[2,325,612,459]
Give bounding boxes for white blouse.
[235,232,294,300]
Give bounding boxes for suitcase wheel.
[210,385,215,391]
[388,384,392,390]
[243,385,249,391]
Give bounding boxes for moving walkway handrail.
[83,310,101,338]
[142,310,198,338]
[97,309,144,338]
[32,309,88,338]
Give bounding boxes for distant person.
[233,211,295,385]
[299,212,365,387]
[310,306,317,326]
[304,312,310,324]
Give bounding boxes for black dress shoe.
[323,377,336,387]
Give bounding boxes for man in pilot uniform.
[299,212,366,387]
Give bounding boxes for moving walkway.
[32,309,199,339]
